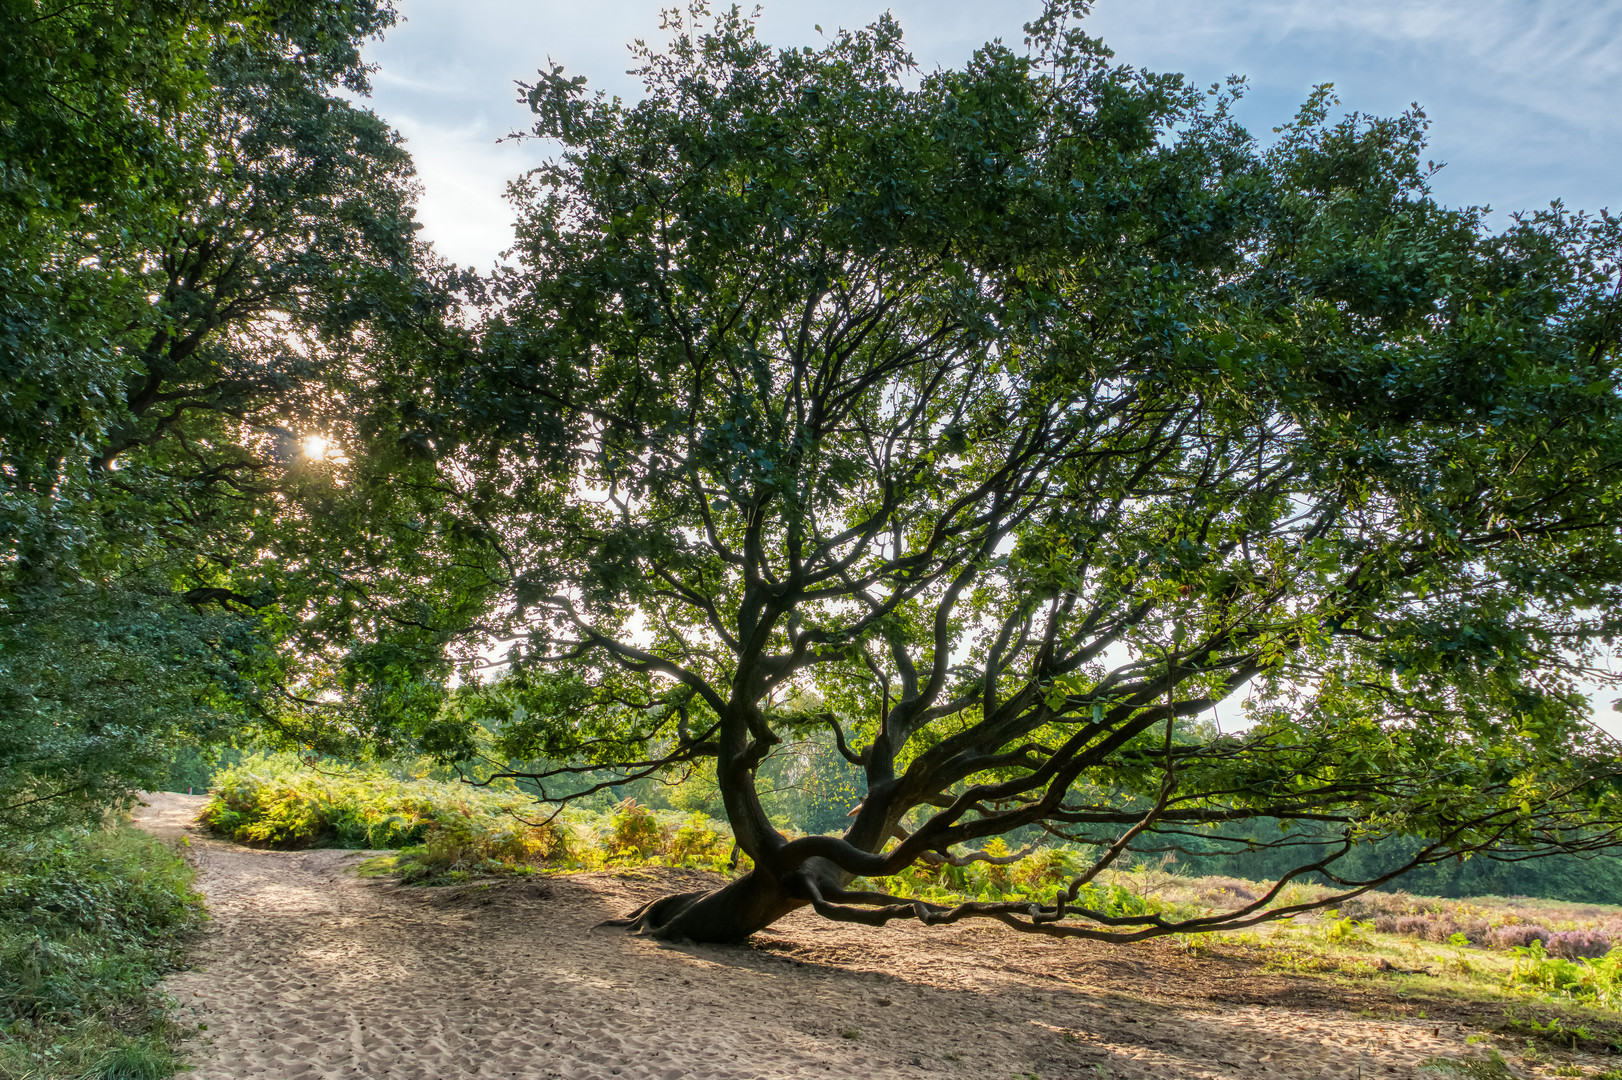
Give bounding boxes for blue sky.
[357,0,1622,734]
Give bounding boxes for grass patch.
[1420,1050,1518,1078]
[355,853,402,878]
[1504,940,1622,1010]
[0,824,204,1079]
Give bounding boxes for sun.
[302,435,329,461]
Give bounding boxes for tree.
[411,3,1622,943]
[0,0,467,833]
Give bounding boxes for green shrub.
[665,813,737,872]
[1010,847,1087,894]
[201,755,571,884]
[388,813,576,885]
[1504,939,1622,1010]
[603,800,668,864]
[865,845,1202,922]
[0,825,203,1079]
[201,757,437,848]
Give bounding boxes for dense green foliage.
[0,0,466,837]
[363,2,1622,942]
[0,825,204,1079]
[1507,940,1622,1011]
[201,756,570,879]
[197,755,747,878]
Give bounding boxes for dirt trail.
[138,792,1536,1079]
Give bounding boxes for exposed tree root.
[596,870,811,944]
[595,890,711,937]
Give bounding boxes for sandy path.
[137,793,1540,1079]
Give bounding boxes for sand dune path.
[136,792,1539,1079]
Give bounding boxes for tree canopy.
[383,3,1622,944]
[0,0,463,833]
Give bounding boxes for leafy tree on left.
[0,0,485,834]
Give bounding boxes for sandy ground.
[135,792,1586,1079]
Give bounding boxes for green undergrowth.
[197,756,806,883]
[1505,940,1622,1011]
[863,839,1196,921]
[199,756,754,885]
[357,798,749,885]
[0,824,204,1080]
[201,755,573,885]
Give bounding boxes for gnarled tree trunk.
[604,855,853,943]
[606,871,799,943]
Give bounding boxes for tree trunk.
[605,859,839,944]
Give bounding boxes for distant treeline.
[1151,820,1622,906]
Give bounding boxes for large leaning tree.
[401,3,1622,943]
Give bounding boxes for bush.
[202,755,571,885]
[1381,913,1473,943]
[201,759,761,883]
[1505,939,1622,1009]
[0,825,203,1079]
[875,845,1178,920]
[603,800,668,864]
[1338,893,1404,921]
[202,759,809,883]
[1419,915,1461,943]
[1012,848,1087,894]
[665,814,735,871]
[1547,930,1613,960]
[1489,924,1552,951]
[389,813,574,886]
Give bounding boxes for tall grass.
[0,824,204,1079]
